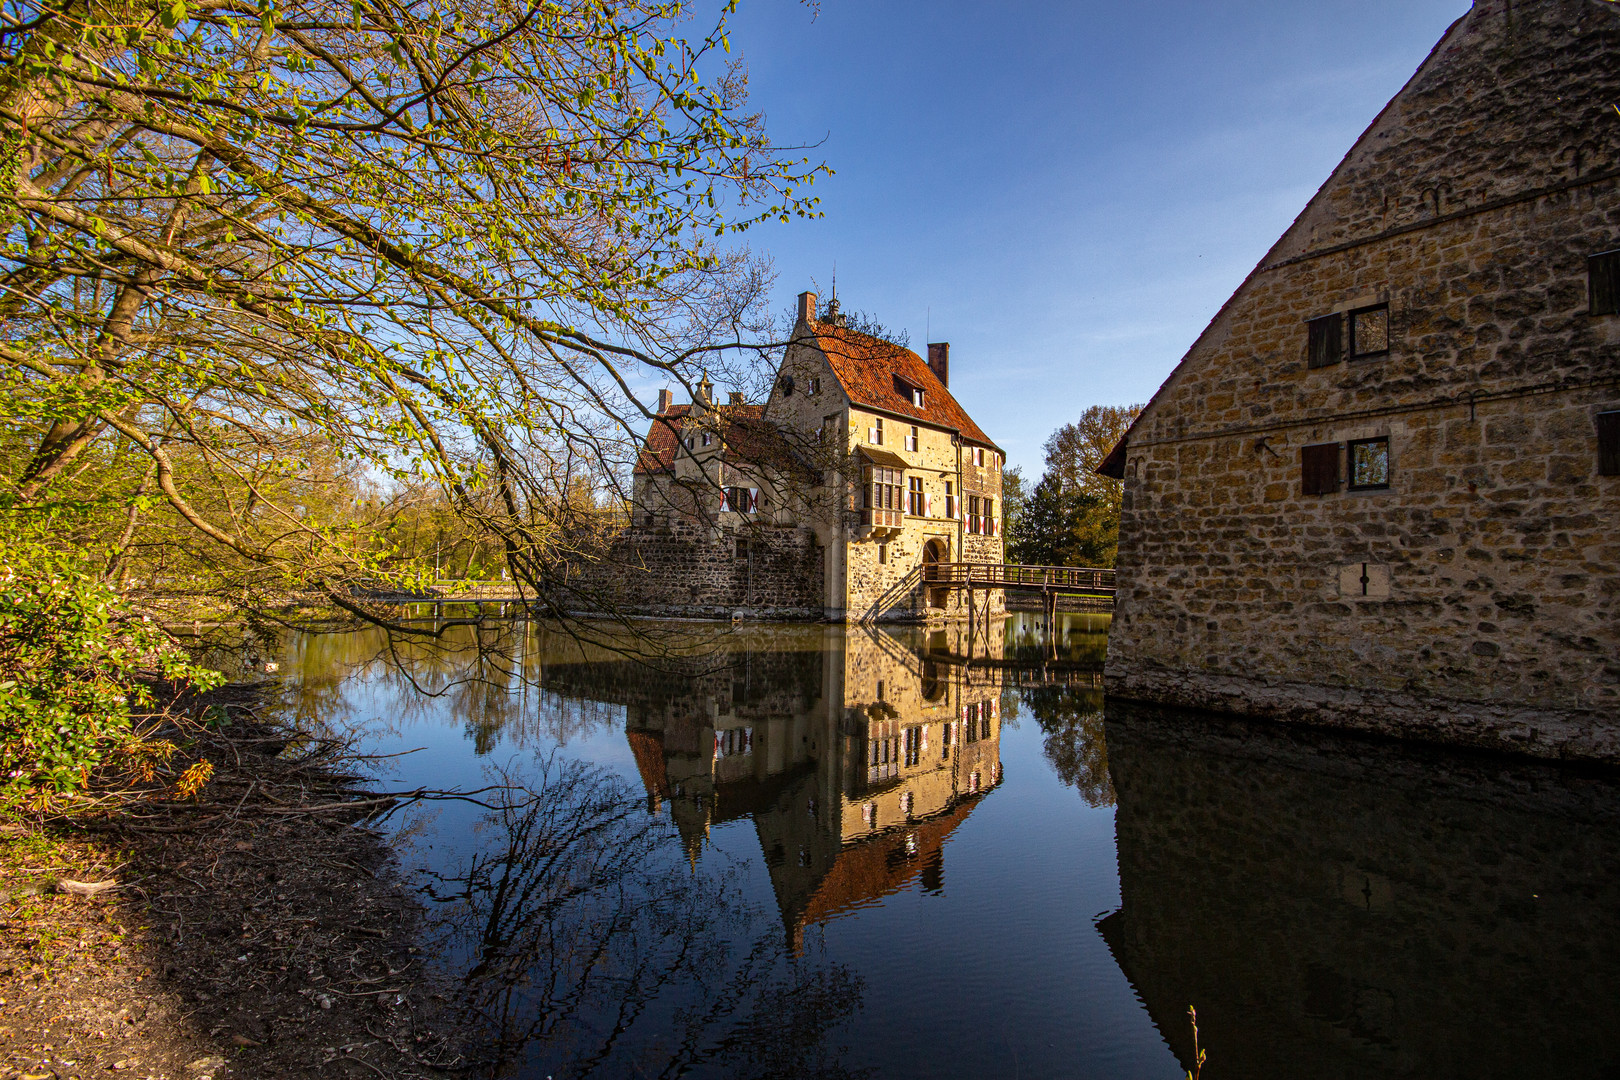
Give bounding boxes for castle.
[621,291,1007,622]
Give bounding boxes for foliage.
[1,0,824,614]
[0,548,222,802]
[1008,473,1108,567]
[1018,684,1111,808]
[1013,403,1142,567]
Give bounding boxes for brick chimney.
[797,290,817,324]
[728,391,745,406]
[657,388,673,414]
[927,343,949,388]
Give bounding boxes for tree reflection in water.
[1015,684,1113,808]
[415,755,869,1079]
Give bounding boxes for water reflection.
[1100,702,1620,1080]
[266,620,1041,1077]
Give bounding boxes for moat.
[258,616,1620,1079]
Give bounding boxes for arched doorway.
[922,539,948,609]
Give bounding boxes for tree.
[1,0,824,613]
[1036,403,1142,567]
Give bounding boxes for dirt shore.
[0,691,455,1080]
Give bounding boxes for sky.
[714,0,1473,475]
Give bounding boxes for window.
[1301,443,1340,496]
[906,476,923,515]
[906,425,919,452]
[779,374,794,396]
[701,431,713,447]
[868,417,884,445]
[904,727,922,768]
[1347,437,1391,490]
[863,465,901,515]
[877,543,888,564]
[1349,305,1389,359]
[968,494,981,534]
[972,447,984,467]
[809,376,821,395]
[1307,313,1341,369]
[1596,411,1619,475]
[984,497,996,536]
[1590,251,1620,316]
[735,538,750,560]
[724,486,757,513]
[912,387,925,408]
[944,482,957,519]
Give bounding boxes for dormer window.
[912,387,925,408]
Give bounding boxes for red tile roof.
[633,403,691,476]
[807,322,1000,451]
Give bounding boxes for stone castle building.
[1100,0,1620,761]
[622,291,1007,622]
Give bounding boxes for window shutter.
[924,493,933,517]
[1589,251,1620,316]
[1307,314,1342,369]
[1301,443,1341,495]
[719,490,730,512]
[748,488,759,512]
[1599,411,1620,476]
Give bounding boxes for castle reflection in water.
[540,621,1010,949]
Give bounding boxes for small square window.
[1347,437,1391,490]
[1591,251,1620,316]
[809,376,821,395]
[877,543,888,564]
[1349,305,1389,359]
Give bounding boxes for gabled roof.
[633,403,691,476]
[805,322,1000,451]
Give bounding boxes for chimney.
[728,391,745,406]
[657,388,673,414]
[797,290,817,323]
[927,343,950,388]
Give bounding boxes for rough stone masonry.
[1103,0,1620,762]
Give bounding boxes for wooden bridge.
[924,562,1115,624]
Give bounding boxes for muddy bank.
[0,688,455,1080]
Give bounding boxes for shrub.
[0,554,222,803]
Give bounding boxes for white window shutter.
[719,491,730,513]
[924,493,933,517]
[749,488,759,513]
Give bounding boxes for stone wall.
[1108,0,1620,762]
[581,521,824,619]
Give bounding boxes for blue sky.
[722,0,1472,475]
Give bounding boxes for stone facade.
[628,292,1008,622]
[587,520,824,620]
[1103,0,1620,762]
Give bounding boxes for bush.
[0,554,222,803]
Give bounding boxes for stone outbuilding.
[624,291,1007,622]
[1099,0,1620,761]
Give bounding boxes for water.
[259,615,1620,1079]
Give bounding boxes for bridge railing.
[923,563,1116,593]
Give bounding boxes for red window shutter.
[1598,411,1620,476]
[1307,314,1342,369]
[1301,443,1341,495]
